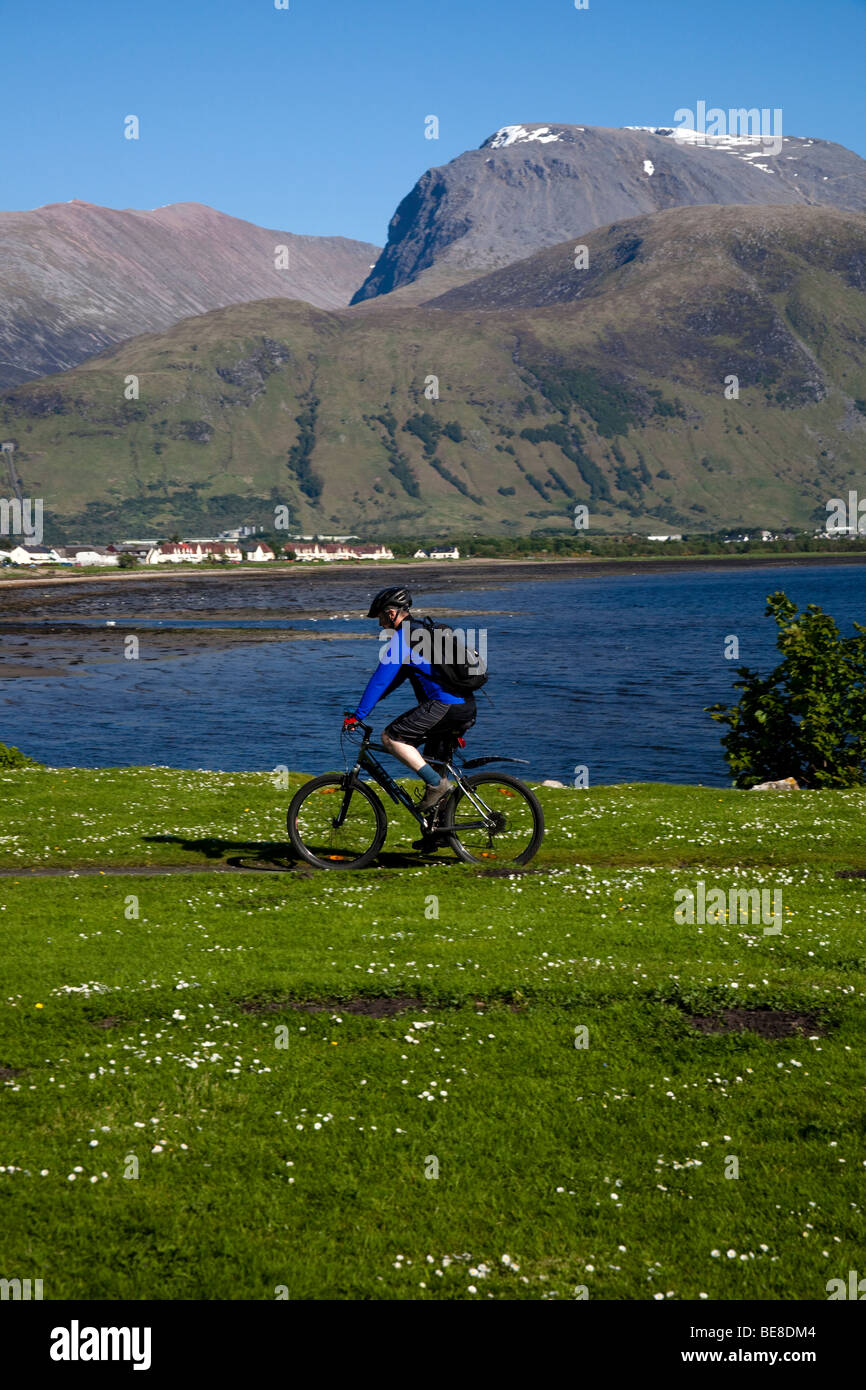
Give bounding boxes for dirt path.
[0,863,290,877]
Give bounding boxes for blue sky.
[4,0,865,245]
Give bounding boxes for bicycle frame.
[352,739,428,823]
[341,722,528,835]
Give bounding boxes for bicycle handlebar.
[343,714,372,738]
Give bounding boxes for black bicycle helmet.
[367,585,413,618]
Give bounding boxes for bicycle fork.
[333,777,356,830]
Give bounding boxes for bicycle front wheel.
[288,774,387,870]
[442,772,545,866]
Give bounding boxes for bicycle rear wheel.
[442,772,545,865]
[288,774,387,870]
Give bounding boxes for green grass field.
[1,770,864,1300]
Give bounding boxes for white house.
[144,541,248,564]
[428,546,460,560]
[80,549,119,566]
[55,547,119,567]
[144,542,203,565]
[6,545,62,564]
[413,549,428,559]
[239,542,275,562]
[208,542,243,562]
[288,542,394,562]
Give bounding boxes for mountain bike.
[287,718,544,870]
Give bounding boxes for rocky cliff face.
[351,123,866,303]
[0,200,380,387]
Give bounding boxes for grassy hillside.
[0,199,380,388]
[3,205,866,541]
[1,769,864,1299]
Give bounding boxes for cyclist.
[342,586,477,812]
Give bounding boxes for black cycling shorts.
[384,697,476,756]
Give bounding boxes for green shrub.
[287,396,323,502]
[529,363,641,437]
[546,468,576,498]
[387,449,420,498]
[0,742,43,768]
[428,457,482,506]
[403,413,441,456]
[707,592,866,788]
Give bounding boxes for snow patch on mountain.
[488,125,564,149]
[627,124,769,147]
[737,151,775,173]
[352,123,866,307]
[626,124,785,155]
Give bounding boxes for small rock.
[750,777,799,790]
[541,779,565,788]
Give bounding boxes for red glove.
[342,713,359,730]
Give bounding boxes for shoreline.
[0,625,374,679]
[2,549,866,591]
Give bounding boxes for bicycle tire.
[287,774,387,870]
[443,771,545,866]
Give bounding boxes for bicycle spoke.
[293,784,381,865]
[447,776,542,864]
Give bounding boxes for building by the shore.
[1,544,65,565]
[287,542,394,562]
[56,546,119,566]
[144,541,275,564]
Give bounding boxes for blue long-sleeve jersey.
[354,621,466,720]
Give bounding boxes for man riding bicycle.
[342,586,477,812]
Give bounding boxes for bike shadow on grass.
[143,834,452,873]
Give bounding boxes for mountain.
[2,204,865,542]
[428,201,866,317]
[0,201,380,388]
[351,123,866,304]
